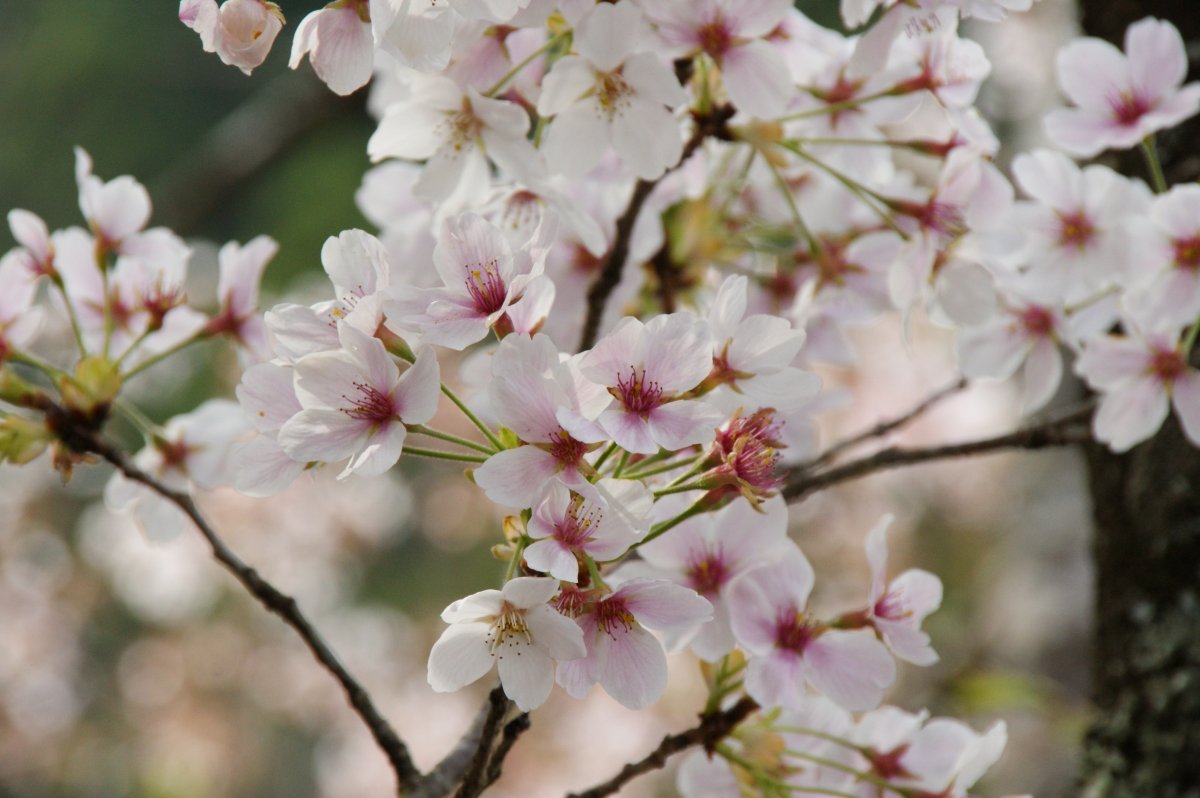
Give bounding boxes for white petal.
[427,622,495,692]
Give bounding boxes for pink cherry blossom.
[1045,17,1200,158]
[1076,323,1200,453]
[277,325,440,477]
[862,515,942,666]
[579,313,723,455]
[525,479,651,582]
[473,333,610,508]
[0,247,40,362]
[555,579,712,709]
[205,235,277,360]
[290,1,375,96]
[643,0,793,118]
[728,543,896,711]
[537,2,687,180]
[179,0,284,76]
[233,361,307,496]
[1126,185,1200,329]
[5,209,55,279]
[427,577,585,711]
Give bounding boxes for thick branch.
[782,405,1094,502]
[566,697,758,798]
[44,403,421,794]
[576,106,734,352]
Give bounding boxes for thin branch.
[566,697,759,798]
[454,687,512,798]
[808,377,968,468]
[414,686,513,798]
[40,401,422,794]
[577,106,735,352]
[782,404,1095,502]
[482,713,532,790]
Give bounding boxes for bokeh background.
[0,1,1093,796]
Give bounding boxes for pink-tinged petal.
[368,102,451,161]
[536,55,595,115]
[542,101,609,179]
[1021,338,1063,414]
[7,209,50,264]
[1125,17,1187,98]
[180,0,219,50]
[740,369,822,415]
[876,620,938,666]
[490,376,560,443]
[524,604,587,660]
[1131,268,1200,330]
[890,569,944,620]
[803,631,895,711]
[1056,38,1131,111]
[728,314,805,371]
[689,601,736,662]
[498,643,554,711]
[595,625,667,710]
[619,579,713,633]
[503,276,556,336]
[555,619,599,698]
[1042,108,1114,159]
[720,40,792,119]
[341,422,406,477]
[955,721,1008,791]
[727,576,779,655]
[1012,149,1080,210]
[434,212,514,288]
[441,589,503,623]
[646,400,723,451]
[322,229,387,298]
[395,347,440,425]
[643,313,714,392]
[292,350,364,410]
[709,275,748,340]
[720,0,790,37]
[622,52,687,108]
[744,651,806,709]
[427,622,495,692]
[421,314,491,350]
[0,252,36,321]
[612,98,683,180]
[374,0,453,71]
[524,539,580,581]
[957,322,1028,381]
[580,316,645,384]
[218,235,276,316]
[864,514,893,604]
[291,7,374,96]
[277,408,368,463]
[1093,377,1169,452]
[902,718,978,790]
[1075,336,1149,390]
[502,576,559,609]
[233,436,306,497]
[474,445,561,508]
[575,2,643,72]
[90,176,152,243]
[598,407,659,455]
[1171,371,1200,448]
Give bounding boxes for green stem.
[408,424,495,454]
[440,384,504,451]
[121,331,207,379]
[716,745,862,798]
[584,554,608,590]
[1184,317,1200,356]
[622,455,700,480]
[112,397,161,439]
[592,442,619,472]
[503,535,527,583]
[611,449,631,478]
[662,455,710,488]
[1141,136,1168,194]
[776,89,895,122]
[485,31,570,97]
[652,481,706,498]
[761,150,822,260]
[631,498,709,550]
[401,446,488,464]
[50,278,88,356]
[779,141,908,238]
[765,725,868,756]
[781,749,893,791]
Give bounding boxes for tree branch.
[566,697,759,798]
[807,377,968,468]
[782,404,1095,503]
[41,401,422,794]
[576,106,735,352]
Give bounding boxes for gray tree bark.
[1076,2,1200,796]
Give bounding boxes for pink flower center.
[464,260,508,315]
[868,744,912,780]
[594,595,636,636]
[1018,305,1055,338]
[713,409,785,492]
[1147,346,1186,386]
[687,550,730,597]
[342,380,396,424]
[1173,235,1200,271]
[614,367,664,416]
[774,610,817,654]
[873,589,911,621]
[697,16,733,58]
[548,428,588,467]
[1109,90,1153,126]
[1056,210,1097,250]
[555,496,602,548]
[554,584,589,616]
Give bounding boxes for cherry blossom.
[179,0,284,76]
[1045,17,1200,157]
[579,313,723,455]
[728,543,896,711]
[204,235,277,360]
[233,361,307,496]
[276,325,440,477]
[427,577,585,711]
[555,578,712,709]
[525,480,651,582]
[537,2,687,180]
[1125,185,1200,329]
[290,1,375,95]
[861,515,943,666]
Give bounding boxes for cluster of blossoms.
[4,0,1200,794]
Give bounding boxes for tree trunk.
[1076,2,1200,796]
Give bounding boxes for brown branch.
[808,377,968,468]
[453,687,512,798]
[413,686,512,798]
[576,106,735,352]
[782,404,1095,502]
[482,712,532,790]
[566,697,759,798]
[42,401,422,794]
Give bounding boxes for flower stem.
[633,498,709,550]
[440,384,504,451]
[592,442,619,472]
[121,330,207,379]
[402,446,488,464]
[408,424,495,454]
[485,31,570,97]
[1141,135,1168,194]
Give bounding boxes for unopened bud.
[0,415,50,465]
[491,543,515,561]
[60,356,120,419]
